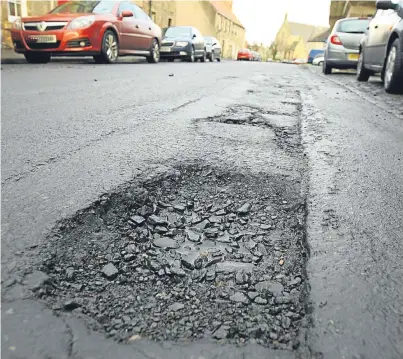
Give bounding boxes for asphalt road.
[2,59,403,359]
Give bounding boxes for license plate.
[160,47,171,52]
[28,35,57,43]
[348,53,359,61]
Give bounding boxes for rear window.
[336,19,370,33]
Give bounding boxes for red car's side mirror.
[121,10,133,18]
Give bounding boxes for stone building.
[329,1,376,29]
[306,28,331,53]
[211,1,245,59]
[175,1,217,38]
[274,13,329,60]
[135,0,176,29]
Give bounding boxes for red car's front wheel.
[94,30,119,64]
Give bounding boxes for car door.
[192,28,203,55]
[375,9,401,64]
[117,1,137,51]
[366,9,399,66]
[131,4,154,50]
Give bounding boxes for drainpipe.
[149,0,152,17]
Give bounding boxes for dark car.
[203,36,221,62]
[10,0,162,64]
[356,0,403,93]
[160,26,206,62]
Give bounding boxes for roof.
[308,28,331,42]
[288,22,329,43]
[210,1,244,29]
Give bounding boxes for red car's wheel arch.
[100,23,120,45]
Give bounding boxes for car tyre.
[318,61,323,67]
[168,58,175,62]
[95,30,119,64]
[188,47,195,62]
[356,50,371,82]
[147,39,160,64]
[384,38,403,94]
[210,51,214,62]
[217,55,221,62]
[200,50,206,62]
[322,60,332,75]
[24,52,51,64]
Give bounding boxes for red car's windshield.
[50,0,116,14]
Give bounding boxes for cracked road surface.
[2,60,403,359]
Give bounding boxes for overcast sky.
[232,0,331,45]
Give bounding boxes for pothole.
[201,105,301,152]
[38,165,308,350]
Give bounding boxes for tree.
[270,42,278,60]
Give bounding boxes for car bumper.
[160,44,191,58]
[10,25,103,55]
[326,48,360,68]
[237,55,252,60]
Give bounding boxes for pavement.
[2,60,403,359]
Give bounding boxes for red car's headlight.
[67,16,95,30]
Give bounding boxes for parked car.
[252,51,262,61]
[308,49,324,63]
[237,48,253,61]
[312,54,324,66]
[160,26,206,62]
[357,0,403,93]
[10,0,162,64]
[203,36,221,62]
[292,58,307,65]
[323,17,372,74]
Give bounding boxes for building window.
[7,0,27,21]
[168,18,172,27]
[151,11,156,23]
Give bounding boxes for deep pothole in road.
[38,165,308,350]
[202,105,301,152]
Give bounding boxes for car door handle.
[135,25,139,28]
[149,27,151,30]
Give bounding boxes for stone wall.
[135,0,176,29]
[26,0,55,16]
[1,1,12,48]
[329,0,376,29]
[176,1,217,38]
[216,13,245,59]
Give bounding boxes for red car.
[10,0,162,64]
[237,48,253,61]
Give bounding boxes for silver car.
[203,36,222,62]
[323,17,372,74]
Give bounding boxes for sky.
[232,0,331,45]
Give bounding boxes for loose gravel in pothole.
[201,105,301,152]
[39,166,308,350]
